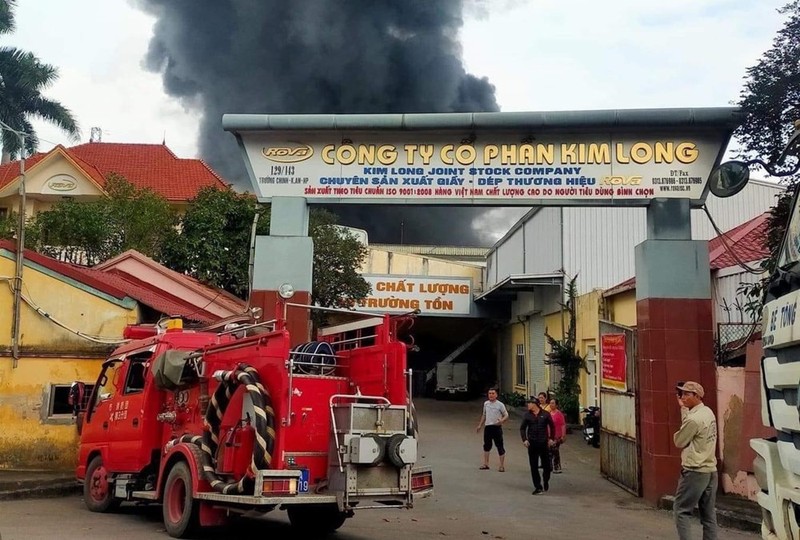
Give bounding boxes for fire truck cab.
[73,301,432,538]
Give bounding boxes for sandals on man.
[479,465,490,470]
[498,467,505,472]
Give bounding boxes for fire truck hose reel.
[175,363,275,495]
[386,434,417,468]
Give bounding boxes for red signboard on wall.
[601,333,627,392]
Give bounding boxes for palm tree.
[0,0,79,162]
[0,0,16,34]
[0,47,80,162]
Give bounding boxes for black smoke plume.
[137,0,499,245]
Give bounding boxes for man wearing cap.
[673,381,718,540]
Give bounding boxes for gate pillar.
[635,198,716,505]
[250,196,312,346]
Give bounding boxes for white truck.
[751,185,800,539]
[434,362,469,398]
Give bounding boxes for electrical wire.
[701,205,766,275]
[1,276,130,345]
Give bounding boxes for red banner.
[601,333,627,391]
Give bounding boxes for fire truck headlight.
[279,283,295,299]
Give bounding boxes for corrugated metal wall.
[695,180,782,240]
[558,181,782,294]
[496,228,525,282]
[712,267,764,325]
[485,208,563,289]
[529,314,547,396]
[523,208,563,275]
[563,206,647,294]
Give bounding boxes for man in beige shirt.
[673,381,718,540]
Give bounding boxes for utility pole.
[1,122,27,368]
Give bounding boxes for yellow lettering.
[455,145,476,165]
[322,144,335,165]
[654,142,674,163]
[630,142,653,164]
[377,144,397,165]
[676,142,699,164]
[441,144,454,165]
[538,144,554,165]
[588,144,610,164]
[615,143,630,164]
[562,144,578,164]
[484,145,499,164]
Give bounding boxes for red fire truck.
[71,296,432,538]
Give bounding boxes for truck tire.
[287,504,348,534]
[84,456,120,513]
[163,462,200,538]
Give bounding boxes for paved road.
[0,398,757,539]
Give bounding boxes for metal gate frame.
[598,320,641,496]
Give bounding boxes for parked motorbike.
[581,406,601,448]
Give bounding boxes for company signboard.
[352,275,472,316]
[601,333,627,392]
[236,131,725,206]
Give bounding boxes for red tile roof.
[94,250,247,317]
[0,143,229,201]
[0,239,128,299]
[604,212,770,297]
[707,213,769,270]
[0,240,244,324]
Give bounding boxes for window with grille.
[515,344,526,386]
[42,383,95,424]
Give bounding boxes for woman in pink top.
[548,399,567,473]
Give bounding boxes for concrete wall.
[716,341,776,500]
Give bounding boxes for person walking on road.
[548,398,567,473]
[476,388,509,471]
[538,392,551,411]
[520,397,556,494]
[673,381,718,540]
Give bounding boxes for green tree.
[160,187,371,310]
[18,175,176,265]
[160,186,265,297]
[544,275,587,423]
[736,1,800,174]
[735,2,800,309]
[0,0,16,34]
[309,209,371,313]
[0,0,79,160]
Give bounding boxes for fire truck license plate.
[299,469,309,493]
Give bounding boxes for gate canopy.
[223,108,739,207]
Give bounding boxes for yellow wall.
[0,248,138,469]
[0,358,103,469]
[543,289,605,406]
[606,290,637,327]
[363,248,484,292]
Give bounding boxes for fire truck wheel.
[84,456,120,513]
[163,461,200,538]
[287,504,348,534]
